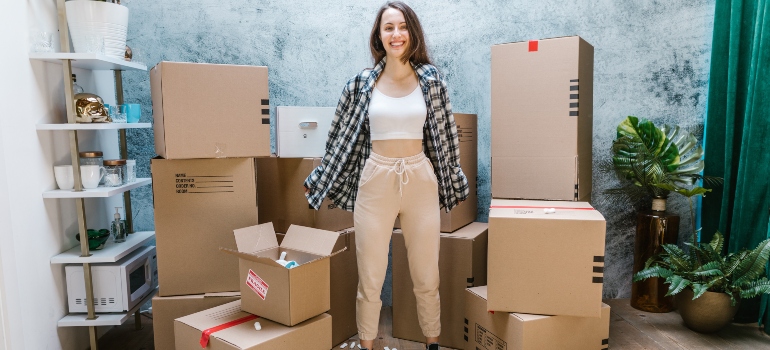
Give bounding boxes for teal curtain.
[701,0,770,332]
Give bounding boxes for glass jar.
[79,151,103,166]
[103,159,126,187]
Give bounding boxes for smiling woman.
[303,2,469,350]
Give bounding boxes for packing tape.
[199,314,259,348]
[489,205,595,210]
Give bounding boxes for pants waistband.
[367,151,427,167]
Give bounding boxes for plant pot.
[65,0,129,59]
[676,288,739,333]
[630,198,679,313]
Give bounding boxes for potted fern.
[610,116,717,312]
[634,232,770,333]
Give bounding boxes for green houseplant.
[634,232,770,332]
[610,116,718,312]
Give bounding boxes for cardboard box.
[256,157,353,233]
[491,36,593,201]
[488,199,605,317]
[150,61,271,159]
[175,300,332,350]
[151,157,258,296]
[151,292,240,350]
[276,106,335,158]
[394,113,478,232]
[392,222,488,349]
[464,286,610,350]
[221,223,343,326]
[278,228,358,347]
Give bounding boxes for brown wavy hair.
[369,1,432,65]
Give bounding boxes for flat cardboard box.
[175,300,332,350]
[151,292,240,350]
[278,228,358,347]
[488,199,606,317]
[276,106,335,158]
[151,157,258,296]
[256,157,353,234]
[221,223,343,326]
[464,286,610,350]
[150,61,271,159]
[392,222,488,349]
[491,36,593,201]
[394,113,478,232]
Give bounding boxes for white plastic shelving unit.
[29,52,147,71]
[51,231,156,264]
[43,178,152,199]
[36,123,152,130]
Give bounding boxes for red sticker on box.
[246,269,269,300]
[528,40,538,52]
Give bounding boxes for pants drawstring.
[394,159,410,197]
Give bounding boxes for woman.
[304,2,468,349]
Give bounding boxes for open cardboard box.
[174,300,331,350]
[220,223,346,326]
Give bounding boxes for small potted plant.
[634,232,770,333]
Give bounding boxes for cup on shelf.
[30,30,54,53]
[53,165,74,190]
[126,103,141,123]
[80,165,106,189]
[126,160,136,183]
[109,104,127,123]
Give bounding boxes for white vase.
[65,0,129,59]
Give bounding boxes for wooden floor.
[98,300,770,350]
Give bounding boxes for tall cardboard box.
[464,287,610,350]
[491,36,593,201]
[150,61,271,159]
[175,300,332,350]
[256,157,353,233]
[277,228,358,347]
[488,199,605,317]
[151,157,258,296]
[151,292,240,350]
[221,223,343,326]
[394,113,478,232]
[392,222,488,349]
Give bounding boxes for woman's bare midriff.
[372,139,423,158]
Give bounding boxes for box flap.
[281,225,341,256]
[467,285,488,300]
[219,247,285,268]
[234,223,278,253]
[489,199,605,221]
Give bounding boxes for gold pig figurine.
[74,93,111,123]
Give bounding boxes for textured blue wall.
[123,0,715,299]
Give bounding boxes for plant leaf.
[634,266,674,282]
[739,278,770,299]
[665,275,692,296]
[733,238,770,285]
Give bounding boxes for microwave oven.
[66,245,158,313]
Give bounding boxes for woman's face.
[379,8,409,60]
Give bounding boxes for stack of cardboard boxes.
[148,62,357,349]
[460,36,610,350]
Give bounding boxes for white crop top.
[368,85,427,140]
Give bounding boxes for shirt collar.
[363,57,438,93]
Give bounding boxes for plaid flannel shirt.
[304,57,469,212]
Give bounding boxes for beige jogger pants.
[354,152,441,341]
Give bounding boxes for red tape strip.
[490,205,594,210]
[199,314,259,348]
[528,40,538,52]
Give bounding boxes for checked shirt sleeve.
[438,76,470,202]
[303,80,354,206]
